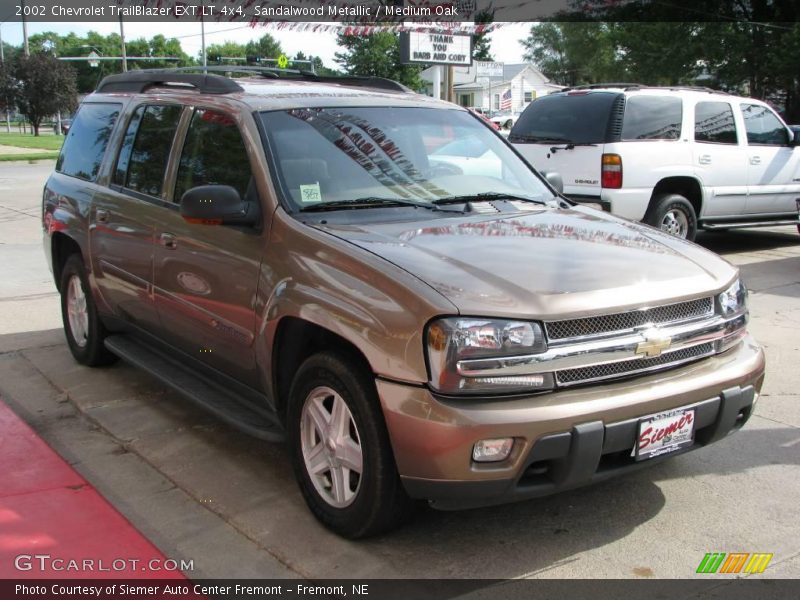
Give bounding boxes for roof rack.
[95,66,411,95]
[559,83,728,95]
[96,71,243,94]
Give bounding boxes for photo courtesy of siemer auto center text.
[0,0,798,598]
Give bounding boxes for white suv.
[509,85,800,240]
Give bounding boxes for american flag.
[500,88,512,110]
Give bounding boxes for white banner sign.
[400,31,473,66]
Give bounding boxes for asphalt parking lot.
[1,161,798,579]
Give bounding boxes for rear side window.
[120,105,182,198]
[509,92,619,144]
[622,96,682,140]
[694,102,738,144]
[174,109,253,202]
[56,103,121,182]
[740,104,789,146]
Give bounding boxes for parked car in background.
[468,107,500,130]
[53,118,72,135]
[43,69,764,539]
[489,110,519,130]
[510,85,800,240]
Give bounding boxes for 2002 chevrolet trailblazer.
[42,68,765,537]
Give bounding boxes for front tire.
[644,193,698,241]
[60,254,117,366]
[287,352,412,538]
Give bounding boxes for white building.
[420,63,564,112]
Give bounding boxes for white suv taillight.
[601,153,623,189]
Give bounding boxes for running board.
[104,335,285,441]
[702,219,799,230]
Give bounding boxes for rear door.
[739,102,800,215]
[509,92,616,198]
[90,102,182,332]
[691,100,749,217]
[152,107,265,388]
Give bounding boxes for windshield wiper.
[299,197,442,212]
[550,141,598,153]
[509,134,571,143]
[431,192,547,206]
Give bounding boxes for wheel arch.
[51,232,84,293]
[271,316,375,422]
[648,176,703,219]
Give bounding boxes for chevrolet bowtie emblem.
[636,328,672,358]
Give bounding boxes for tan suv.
[43,68,765,538]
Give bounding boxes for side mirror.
[179,185,258,226]
[791,128,800,147]
[541,170,564,194]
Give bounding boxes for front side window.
[622,96,682,141]
[56,103,121,182]
[122,105,182,197]
[694,101,738,144]
[260,107,553,211]
[175,109,253,203]
[740,103,789,146]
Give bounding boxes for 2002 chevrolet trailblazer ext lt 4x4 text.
[43,68,765,538]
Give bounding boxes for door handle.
[95,209,109,223]
[750,156,761,165]
[698,154,712,165]
[159,233,177,249]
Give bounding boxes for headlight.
[716,279,748,353]
[426,318,552,395]
[717,279,747,316]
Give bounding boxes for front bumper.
[377,335,764,510]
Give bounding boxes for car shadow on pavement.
[696,229,798,255]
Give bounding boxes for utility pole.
[119,16,127,71]
[201,10,207,67]
[0,25,9,133]
[21,0,30,56]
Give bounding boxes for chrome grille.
[555,342,714,386]
[545,297,714,341]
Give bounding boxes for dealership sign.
[400,31,473,66]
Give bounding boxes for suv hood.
[317,207,737,319]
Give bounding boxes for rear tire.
[287,351,412,538]
[60,254,117,366]
[644,193,698,241]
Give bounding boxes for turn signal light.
[601,153,623,189]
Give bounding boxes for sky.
[0,20,533,68]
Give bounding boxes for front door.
[152,108,265,387]
[740,103,800,215]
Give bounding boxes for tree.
[472,10,494,61]
[244,34,283,61]
[12,53,78,136]
[521,22,623,86]
[335,32,422,90]
[205,41,248,64]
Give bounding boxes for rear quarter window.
[621,96,682,141]
[56,103,122,182]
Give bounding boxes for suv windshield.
[510,92,619,144]
[260,107,553,211]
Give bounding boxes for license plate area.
[635,407,695,461]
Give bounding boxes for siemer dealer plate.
[635,407,695,461]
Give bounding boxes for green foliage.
[0,132,64,150]
[521,22,623,86]
[472,10,494,62]
[335,32,422,90]
[3,53,77,136]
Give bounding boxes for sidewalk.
[0,398,183,579]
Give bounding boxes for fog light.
[472,438,514,462]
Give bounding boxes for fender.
[254,209,458,401]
